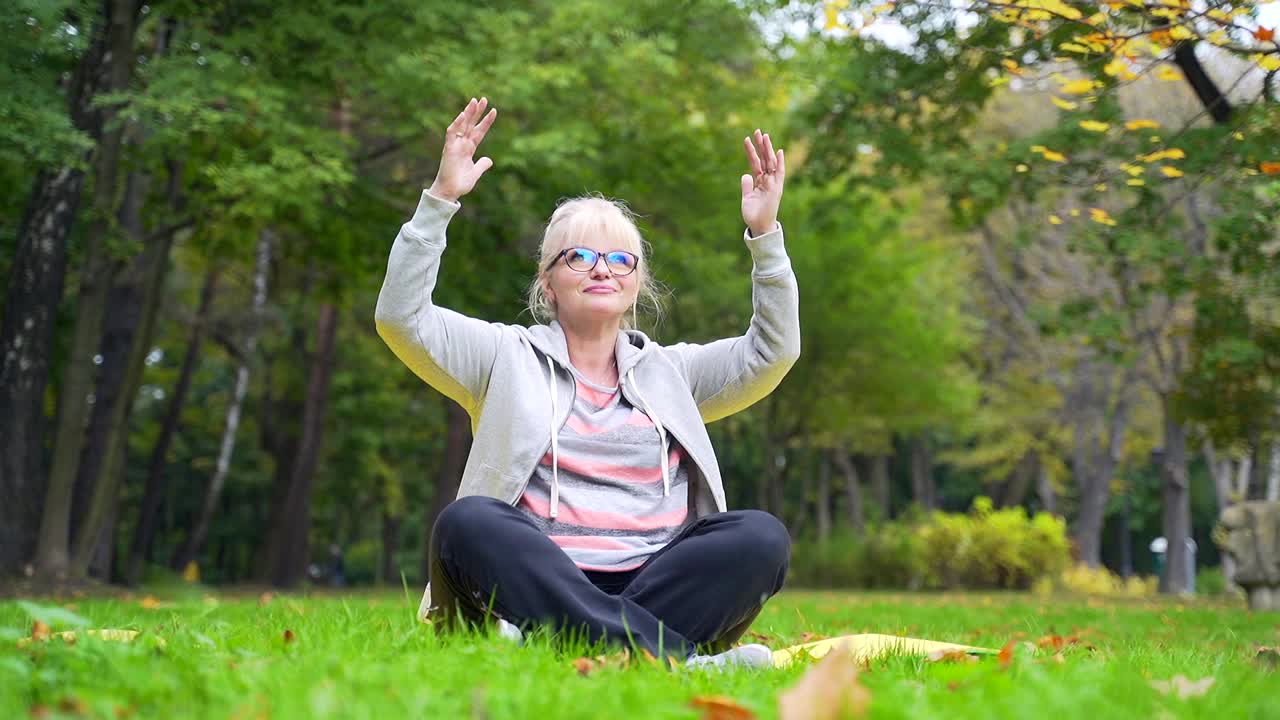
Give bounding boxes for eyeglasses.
[546,247,639,276]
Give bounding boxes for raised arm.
[374,98,503,415]
[662,130,800,423]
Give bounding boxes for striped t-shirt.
[518,371,690,572]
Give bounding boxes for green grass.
[2,589,1277,719]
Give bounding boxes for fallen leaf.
[258,592,275,606]
[1037,635,1066,651]
[778,643,871,720]
[927,649,978,664]
[571,657,598,676]
[57,697,87,716]
[690,696,757,720]
[31,621,51,642]
[747,630,775,644]
[29,706,50,719]
[797,632,829,644]
[282,629,295,644]
[998,641,1016,669]
[1150,675,1215,699]
[139,596,162,610]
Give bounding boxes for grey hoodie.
[374,190,800,617]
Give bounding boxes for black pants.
[427,496,790,660]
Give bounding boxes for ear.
[541,276,556,305]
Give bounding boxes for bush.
[789,497,1070,590]
[1034,563,1157,598]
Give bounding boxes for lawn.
[2,588,1277,719]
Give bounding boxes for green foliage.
[791,497,1070,590]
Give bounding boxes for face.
[543,242,641,326]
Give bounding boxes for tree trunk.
[268,302,339,587]
[869,454,891,521]
[34,0,140,581]
[1203,441,1237,588]
[1036,456,1057,515]
[69,161,169,578]
[125,268,220,585]
[1267,443,1279,502]
[380,511,401,585]
[814,451,832,543]
[909,435,936,511]
[0,2,115,579]
[171,230,273,573]
[1070,363,1133,568]
[422,397,472,580]
[1159,404,1192,594]
[999,452,1035,508]
[832,450,863,536]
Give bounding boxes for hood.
[518,320,654,377]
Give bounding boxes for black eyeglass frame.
[544,247,640,276]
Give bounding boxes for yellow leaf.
[777,645,872,720]
[872,2,895,12]
[1233,132,1245,141]
[1138,148,1185,163]
[1016,163,1029,173]
[1060,43,1093,54]
[1030,145,1047,153]
[1002,58,1021,73]
[1169,26,1194,41]
[1051,96,1079,110]
[1070,208,1081,217]
[1127,178,1146,186]
[1104,59,1127,76]
[1124,119,1160,130]
[1160,166,1184,178]
[1255,54,1280,73]
[1049,214,1063,224]
[1079,120,1110,132]
[1120,163,1144,176]
[990,76,1012,88]
[1156,65,1182,81]
[1060,79,1097,94]
[1094,183,1108,192]
[1042,150,1067,162]
[1089,207,1117,226]
[823,6,843,30]
[1022,0,1083,20]
[140,596,163,609]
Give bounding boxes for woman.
[375,97,799,669]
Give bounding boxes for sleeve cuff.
[743,222,790,278]
[403,189,462,245]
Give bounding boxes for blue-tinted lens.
[565,248,599,271]
[605,251,637,273]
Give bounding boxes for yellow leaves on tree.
[1060,79,1098,95]
[1159,166,1184,178]
[1079,120,1110,132]
[1155,65,1183,81]
[1051,97,1078,110]
[1138,148,1185,163]
[1031,145,1068,163]
[1124,119,1160,131]
[1089,208,1117,226]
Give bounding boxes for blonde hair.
[526,194,665,329]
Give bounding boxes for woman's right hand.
[428,97,497,202]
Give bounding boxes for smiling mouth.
[584,287,616,294]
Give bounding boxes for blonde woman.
[375,97,799,669]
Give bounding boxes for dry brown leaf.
[571,657,598,676]
[57,697,87,716]
[258,592,275,606]
[1150,675,1215,699]
[997,641,1016,669]
[29,705,50,719]
[1036,635,1066,651]
[778,643,871,720]
[747,630,775,644]
[139,596,162,610]
[690,695,757,720]
[282,629,295,644]
[31,621,51,642]
[797,632,829,644]
[927,649,978,664]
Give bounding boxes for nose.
[588,255,613,279]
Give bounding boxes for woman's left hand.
[740,129,786,236]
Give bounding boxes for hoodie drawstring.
[626,368,671,499]
[546,355,560,519]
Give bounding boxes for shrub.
[788,497,1070,590]
[1036,563,1157,598]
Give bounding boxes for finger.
[776,148,786,180]
[471,97,489,130]
[474,156,494,179]
[741,173,754,198]
[473,108,498,144]
[447,108,467,136]
[762,133,777,172]
[744,135,764,177]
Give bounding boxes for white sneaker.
[495,618,523,644]
[685,643,774,671]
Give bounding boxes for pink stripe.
[625,410,654,427]
[575,561,647,572]
[540,447,684,483]
[575,379,618,408]
[548,535,636,551]
[519,493,688,530]
[565,414,610,435]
